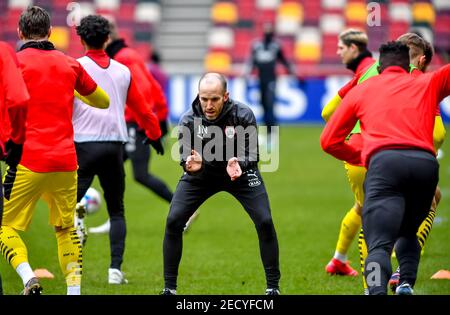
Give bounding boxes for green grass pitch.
[1,125,449,295]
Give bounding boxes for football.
[80,187,102,215]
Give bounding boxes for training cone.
[431,270,450,280]
[34,268,55,279]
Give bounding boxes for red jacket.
[114,47,169,124]
[0,41,29,158]
[321,65,450,167]
[338,56,376,99]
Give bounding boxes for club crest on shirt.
[225,126,235,139]
[197,125,208,139]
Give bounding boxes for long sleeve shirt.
[321,65,450,167]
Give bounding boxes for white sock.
[16,262,35,286]
[67,285,81,295]
[333,251,347,263]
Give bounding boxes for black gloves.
[4,139,23,167]
[159,120,169,137]
[143,137,164,155]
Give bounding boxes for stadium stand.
[1,0,449,75]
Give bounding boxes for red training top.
[0,41,29,157]
[17,47,97,172]
[321,65,450,167]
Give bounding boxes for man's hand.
[4,139,23,167]
[143,137,164,155]
[227,157,242,181]
[186,149,202,173]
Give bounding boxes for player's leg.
[74,142,97,245]
[394,152,438,295]
[126,122,173,202]
[97,143,128,284]
[163,175,216,293]
[228,169,280,294]
[0,165,43,294]
[43,169,82,295]
[326,162,365,276]
[363,151,407,295]
[389,185,441,293]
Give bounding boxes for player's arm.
[432,63,450,102]
[1,45,29,145]
[277,44,294,75]
[320,93,362,165]
[433,115,446,151]
[147,71,169,121]
[126,76,161,141]
[322,76,359,122]
[74,86,109,109]
[178,115,202,174]
[236,108,258,173]
[321,94,342,122]
[74,61,109,109]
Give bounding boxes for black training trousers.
[124,122,173,202]
[259,79,276,132]
[76,141,126,270]
[363,149,439,295]
[163,168,280,290]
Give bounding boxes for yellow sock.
[336,207,362,257]
[416,207,436,252]
[0,226,29,269]
[56,227,82,287]
[358,228,368,291]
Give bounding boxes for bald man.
[161,73,280,295]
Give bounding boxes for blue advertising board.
[167,75,450,125]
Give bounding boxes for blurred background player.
[0,40,29,295]
[321,41,449,295]
[73,15,162,285]
[88,21,198,235]
[246,22,294,149]
[0,6,109,295]
[322,29,374,277]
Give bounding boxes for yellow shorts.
[2,164,77,231]
[343,162,367,207]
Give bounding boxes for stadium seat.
[294,27,321,63]
[95,0,121,10]
[204,51,232,73]
[208,27,234,49]
[320,14,345,35]
[389,2,412,23]
[256,0,280,10]
[8,0,32,9]
[211,1,238,25]
[388,22,410,41]
[345,1,367,24]
[232,28,253,62]
[412,2,436,25]
[322,34,339,62]
[275,2,303,35]
[135,2,161,24]
[236,0,255,21]
[302,1,322,25]
[435,13,450,35]
[49,26,69,51]
[321,0,346,10]
[433,0,450,11]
